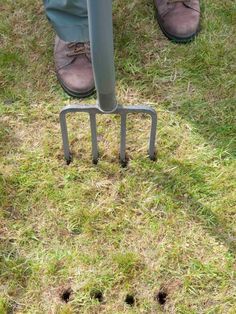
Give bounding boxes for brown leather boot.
[54,36,95,98]
[154,0,200,43]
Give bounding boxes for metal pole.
[87,0,117,113]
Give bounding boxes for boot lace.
[66,42,91,58]
[167,0,189,3]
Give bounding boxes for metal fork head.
[60,104,157,166]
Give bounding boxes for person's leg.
[44,0,89,42]
[154,0,200,43]
[43,0,95,98]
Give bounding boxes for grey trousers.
[43,0,89,42]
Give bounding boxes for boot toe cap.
[58,65,95,96]
[158,3,200,41]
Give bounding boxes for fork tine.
[89,112,99,164]
[60,104,157,166]
[60,110,72,164]
[120,112,127,166]
[148,109,157,161]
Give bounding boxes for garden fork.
[60,0,157,166]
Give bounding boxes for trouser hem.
[51,22,89,42]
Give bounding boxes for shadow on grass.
[165,99,236,158]
[113,0,236,157]
[112,1,236,253]
[145,159,236,255]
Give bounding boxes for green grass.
[0,0,236,313]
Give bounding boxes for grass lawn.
[0,0,236,313]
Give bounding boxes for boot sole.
[57,74,96,99]
[154,5,200,43]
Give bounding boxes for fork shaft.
[87,0,117,112]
